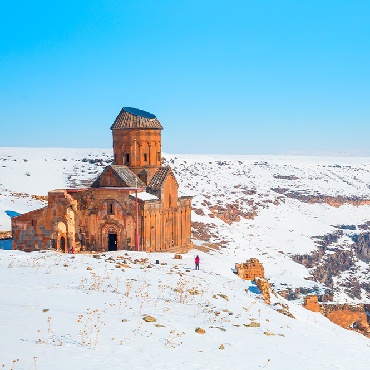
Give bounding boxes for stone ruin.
[235,258,271,304]
[255,277,271,305]
[235,258,264,280]
[303,294,370,337]
[303,295,320,312]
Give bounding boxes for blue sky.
[1,1,369,154]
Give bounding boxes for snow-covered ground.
[2,148,370,368]
[1,249,370,370]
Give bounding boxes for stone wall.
[303,295,320,312]
[303,295,370,337]
[235,258,264,280]
[12,207,51,252]
[141,195,192,253]
[255,277,271,304]
[320,304,369,333]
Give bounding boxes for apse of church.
[12,107,193,253]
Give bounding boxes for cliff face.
[209,203,257,224]
[271,189,370,208]
[351,232,370,262]
[292,227,370,300]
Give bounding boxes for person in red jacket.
[195,255,200,270]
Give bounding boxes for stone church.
[12,107,192,253]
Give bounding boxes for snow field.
[1,249,370,369]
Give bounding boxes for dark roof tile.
[91,165,145,188]
[111,107,163,130]
[148,166,178,189]
[111,165,146,188]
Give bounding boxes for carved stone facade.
[12,107,192,253]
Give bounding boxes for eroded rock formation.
[292,227,370,300]
[271,189,370,208]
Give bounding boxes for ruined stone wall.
[235,258,265,280]
[12,207,51,251]
[255,277,271,304]
[320,304,369,332]
[303,295,320,312]
[12,190,77,252]
[303,295,370,336]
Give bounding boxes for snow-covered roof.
[134,192,159,201]
[179,191,192,198]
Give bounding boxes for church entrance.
[60,236,66,253]
[108,233,117,251]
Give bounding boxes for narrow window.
[125,153,130,164]
[144,153,148,162]
[108,202,114,215]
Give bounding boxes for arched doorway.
[60,236,66,253]
[57,221,68,252]
[101,224,121,252]
[108,233,117,251]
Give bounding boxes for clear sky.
[1,1,369,154]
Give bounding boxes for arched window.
[108,202,114,215]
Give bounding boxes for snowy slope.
[2,148,370,368]
[1,249,370,370]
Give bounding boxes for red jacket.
[195,256,200,264]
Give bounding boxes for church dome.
[110,107,163,130]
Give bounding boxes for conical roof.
[110,107,163,130]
